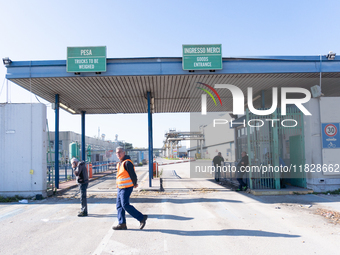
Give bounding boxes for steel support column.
[200,139,203,159]
[147,92,153,187]
[246,109,252,189]
[81,111,86,161]
[272,110,280,189]
[150,106,154,179]
[55,94,59,189]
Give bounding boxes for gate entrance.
[235,107,305,189]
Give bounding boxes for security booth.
[234,106,305,190]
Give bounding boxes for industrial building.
[195,97,340,192]
[187,112,235,162]
[48,131,120,164]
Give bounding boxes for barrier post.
[89,163,93,178]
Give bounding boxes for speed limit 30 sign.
[322,123,340,149]
[324,124,337,137]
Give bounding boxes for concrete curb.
[136,177,162,192]
[250,188,314,196]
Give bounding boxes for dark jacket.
[237,155,249,168]
[213,155,224,167]
[120,155,138,186]
[74,161,89,184]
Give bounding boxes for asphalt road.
[1,162,340,255]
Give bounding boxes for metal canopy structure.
[4,55,340,189]
[5,56,340,115]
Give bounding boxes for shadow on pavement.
[207,179,340,207]
[36,197,243,205]
[86,213,193,221]
[131,228,300,238]
[87,213,116,218]
[147,214,194,221]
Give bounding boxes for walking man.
[113,147,148,230]
[71,157,89,217]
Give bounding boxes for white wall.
[204,113,234,147]
[203,113,235,160]
[0,103,47,197]
[204,142,234,162]
[304,98,340,192]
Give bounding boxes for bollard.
[89,163,93,178]
[153,162,158,177]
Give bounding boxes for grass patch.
[313,188,340,195]
[0,195,25,203]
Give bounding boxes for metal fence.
[211,161,280,189]
[47,161,116,190]
[210,161,238,183]
[244,107,304,189]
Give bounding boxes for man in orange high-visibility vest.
[112,146,148,230]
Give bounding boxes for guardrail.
[91,161,116,174]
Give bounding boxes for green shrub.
[0,195,24,203]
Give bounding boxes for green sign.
[67,46,106,72]
[182,44,222,70]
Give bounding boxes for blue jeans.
[117,186,143,224]
[78,183,88,213]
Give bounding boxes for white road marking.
[0,208,23,220]
[92,221,117,255]
[164,240,168,252]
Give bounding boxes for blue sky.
[1,0,340,147]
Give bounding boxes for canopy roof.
[5,56,340,114]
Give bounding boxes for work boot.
[140,215,148,229]
[112,223,127,230]
[78,211,88,217]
